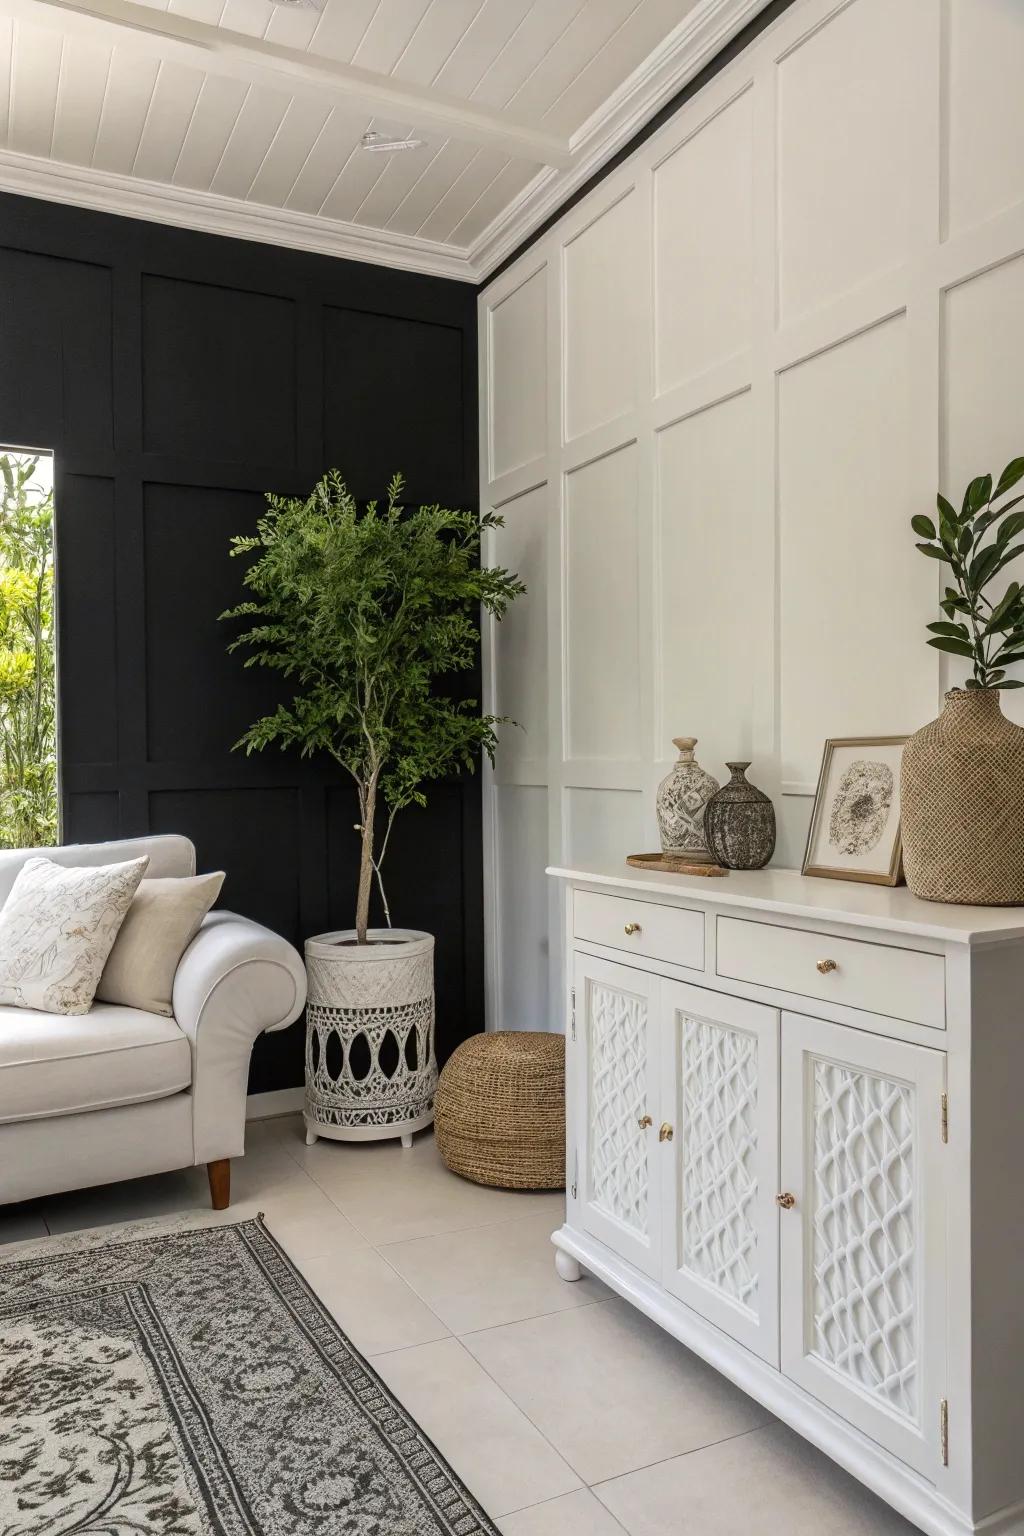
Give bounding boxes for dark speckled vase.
[703,762,776,870]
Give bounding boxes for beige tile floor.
[1,1114,919,1535]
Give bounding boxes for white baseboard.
[246,1087,304,1120]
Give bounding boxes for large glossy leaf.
[977,496,1024,541]
[926,620,970,638]
[997,511,1024,545]
[993,544,1024,579]
[911,514,936,540]
[985,582,1022,630]
[997,678,1024,688]
[969,544,1002,588]
[916,542,950,562]
[995,457,1024,498]
[937,492,958,525]
[927,635,976,658]
[964,473,993,516]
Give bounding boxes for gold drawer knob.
[776,1192,796,1210]
[624,921,642,936]
[659,1122,674,1143]
[638,1114,653,1129]
[816,958,838,975]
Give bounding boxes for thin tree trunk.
[355,771,378,944]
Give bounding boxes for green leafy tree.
[222,471,525,943]
[0,454,57,848]
[912,455,1024,690]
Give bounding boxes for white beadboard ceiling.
[0,0,769,280]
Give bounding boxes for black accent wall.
[0,191,480,1093]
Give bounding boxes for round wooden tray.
[627,851,727,877]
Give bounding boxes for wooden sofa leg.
[207,1159,230,1211]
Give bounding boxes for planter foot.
[305,1127,318,1146]
[400,1132,413,1149]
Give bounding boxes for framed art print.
[802,736,907,886]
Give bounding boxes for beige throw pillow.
[0,855,149,1015]
[97,872,225,1016]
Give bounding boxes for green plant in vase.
[911,455,1024,689]
[902,454,1024,905]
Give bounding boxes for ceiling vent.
[361,130,425,154]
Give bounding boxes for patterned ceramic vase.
[901,688,1024,905]
[703,761,776,870]
[656,737,719,863]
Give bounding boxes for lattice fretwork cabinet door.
[573,953,663,1278]
[660,982,780,1364]
[779,1013,948,1478]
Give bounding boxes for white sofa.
[0,834,307,1211]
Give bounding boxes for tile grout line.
[371,1327,587,1506]
[374,1200,571,1254]
[291,1154,568,1250]
[498,1486,632,1534]
[588,1421,775,1496]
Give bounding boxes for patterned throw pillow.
[0,855,149,1015]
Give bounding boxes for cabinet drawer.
[716,916,944,1029]
[574,890,704,970]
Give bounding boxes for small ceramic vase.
[656,737,719,863]
[704,762,776,870]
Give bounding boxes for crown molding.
[470,0,772,281]
[0,149,477,282]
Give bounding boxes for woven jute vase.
[434,1031,565,1190]
[901,689,1024,905]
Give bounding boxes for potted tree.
[223,471,523,1146]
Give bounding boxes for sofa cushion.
[97,872,225,1016]
[0,1004,191,1124]
[0,856,149,1015]
[0,835,196,907]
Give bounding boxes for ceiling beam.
[2,0,572,169]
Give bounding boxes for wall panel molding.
[480,0,1024,1030]
[0,187,480,1093]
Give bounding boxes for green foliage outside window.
[223,471,524,943]
[0,453,57,848]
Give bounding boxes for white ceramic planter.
[303,928,437,1148]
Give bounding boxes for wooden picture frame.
[802,736,907,887]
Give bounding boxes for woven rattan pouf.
[434,1031,565,1190]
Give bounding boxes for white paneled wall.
[480,0,1024,1030]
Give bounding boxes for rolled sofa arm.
[172,911,307,1163]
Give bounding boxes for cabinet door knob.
[816,958,838,975]
[638,1114,653,1129]
[776,1192,796,1210]
[659,1122,674,1142]
[624,921,642,936]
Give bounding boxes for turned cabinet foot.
[555,1249,582,1283]
[207,1159,230,1211]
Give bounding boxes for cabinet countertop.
[547,862,1024,946]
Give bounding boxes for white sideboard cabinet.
[549,864,1024,1536]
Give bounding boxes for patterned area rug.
[0,1215,500,1535]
